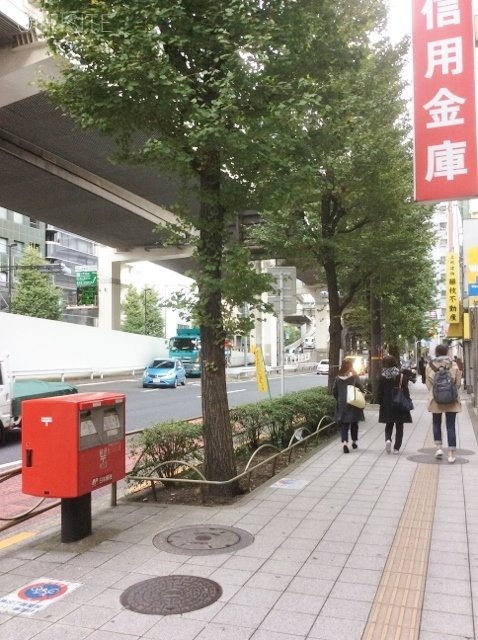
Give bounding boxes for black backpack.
[430,361,457,404]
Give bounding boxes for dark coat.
[332,374,365,423]
[377,372,413,424]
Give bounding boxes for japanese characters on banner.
[412,0,478,202]
[445,252,460,323]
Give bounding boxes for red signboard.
[412,0,478,202]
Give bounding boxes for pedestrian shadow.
[406,447,474,465]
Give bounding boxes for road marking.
[195,388,246,398]
[77,379,140,386]
[0,531,37,550]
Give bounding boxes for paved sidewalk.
[0,382,477,640]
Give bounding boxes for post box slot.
[25,449,33,467]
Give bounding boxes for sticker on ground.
[270,478,309,489]
[0,577,82,616]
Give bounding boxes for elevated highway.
[0,6,323,336]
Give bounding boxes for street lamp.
[144,287,150,335]
[7,242,17,312]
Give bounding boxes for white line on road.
[196,389,246,398]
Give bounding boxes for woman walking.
[333,359,365,453]
[426,344,461,464]
[377,355,413,454]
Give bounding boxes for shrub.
[129,420,203,481]
[127,388,336,489]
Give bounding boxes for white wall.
[1,312,167,377]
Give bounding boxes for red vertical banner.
[413,0,478,202]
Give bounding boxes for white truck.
[0,356,77,445]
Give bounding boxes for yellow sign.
[445,253,460,324]
[254,347,268,393]
[467,247,478,306]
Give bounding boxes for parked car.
[316,359,329,375]
[304,336,315,349]
[142,358,187,388]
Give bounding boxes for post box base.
[61,494,92,542]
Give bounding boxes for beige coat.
[425,356,462,413]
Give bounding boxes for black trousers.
[385,422,404,450]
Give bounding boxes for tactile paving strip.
[362,447,439,639]
[120,575,222,615]
[153,524,254,555]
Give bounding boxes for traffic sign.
[75,267,98,287]
[267,266,297,315]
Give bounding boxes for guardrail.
[11,366,146,382]
[11,361,318,382]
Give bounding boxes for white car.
[316,359,329,375]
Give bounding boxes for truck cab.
[0,356,78,445]
[168,326,201,377]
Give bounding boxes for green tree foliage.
[37,0,319,495]
[10,246,63,320]
[248,3,436,386]
[36,0,433,489]
[121,285,164,337]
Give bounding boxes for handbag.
[392,374,414,412]
[346,382,366,409]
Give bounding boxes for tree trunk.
[197,158,239,498]
[369,279,382,403]
[321,193,343,392]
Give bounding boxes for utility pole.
[7,242,17,312]
[143,288,149,335]
[279,272,285,396]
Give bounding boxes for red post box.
[22,392,126,499]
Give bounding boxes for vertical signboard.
[253,346,269,394]
[466,246,478,306]
[412,0,478,202]
[445,252,459,323]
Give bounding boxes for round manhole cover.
[153,525,254,555]
[120,575,222,615]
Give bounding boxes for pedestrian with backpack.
[426,344,462,464]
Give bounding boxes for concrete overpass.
[0,6,324,339]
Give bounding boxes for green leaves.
[11,247,63,320]
[121,285,165,337]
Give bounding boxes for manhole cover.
[407,454,469,465]
[153,525,254,555]
[120,575,222,615]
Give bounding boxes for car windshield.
[151,360,174,369]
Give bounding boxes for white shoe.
[385,440,391,454]
[393,449,399,455]
[435,448,443,459]
[448,454,456,464]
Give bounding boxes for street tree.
[122,285,165,337]
[11,246,63,320]
[250,4,433,388]
[38,0,318,495]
